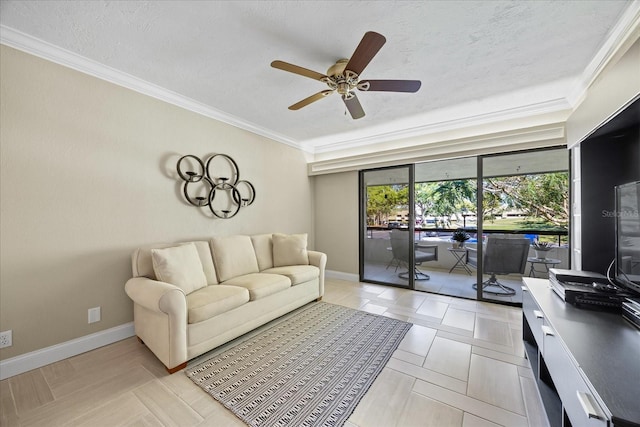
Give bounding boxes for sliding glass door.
[359,147,570,305]
[480,148,570,303]
[360,166,415,288]
[412,157,480,297]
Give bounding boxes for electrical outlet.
[88,307,101,324]
[0,330,12,348]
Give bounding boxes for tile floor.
[363,262,525,304]
[324,279,548,427]
[0,279,549,427]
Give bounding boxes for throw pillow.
[273,233,309,267]
[251,234,274,271]
[151,243,207,294]
[210,235,260,282]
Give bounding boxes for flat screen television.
[615,181,640,295]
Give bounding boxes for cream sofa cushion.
[186,285,250,324]
[223,273,291,300]
[151,243,207,294]
[273,233,309,267]
[251,234,274,271]
[189,241,218,285]
[132,241,218,285]
[211,235,260,282]
[262,265,319,285]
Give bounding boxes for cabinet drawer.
[522,287,544,349]
[542,325,608,427]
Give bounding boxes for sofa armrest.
[307,250,327,297]
[125,277,188,371]
[308,250,327,270]
[125,277,186,314]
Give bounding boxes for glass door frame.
[476,156,484,301]
[477,147,571,303]
[359,146,570,304]
[359,164,416,290]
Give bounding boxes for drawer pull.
[541,325,555,336]
[577,391,601,419]
[533,310,544,319]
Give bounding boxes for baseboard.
[326,270,359,282]
[0,322,135,380]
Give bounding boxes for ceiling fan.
[271,31,421,120]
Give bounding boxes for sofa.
[124,233,326,373]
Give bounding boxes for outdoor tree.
[366,185,408,225]
[366,186,391,225]
[484,173,569,227]
[429,180,476,227]
[482,186,503,223]
[369,173,568,230]
[434,180,476,224]
[414,182,438,226]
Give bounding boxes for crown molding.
[308,97,571,155]
[566,0,640,108]
[308,123,566,175]
[0,25,305,152]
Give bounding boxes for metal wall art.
[176,154,256,219]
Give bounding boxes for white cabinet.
[522,278,639,427]
[542,324,608,427]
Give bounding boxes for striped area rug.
[186,302,412,427]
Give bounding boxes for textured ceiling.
[0,1,633,153]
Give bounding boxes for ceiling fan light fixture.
[337,81,351,95]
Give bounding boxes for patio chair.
[389,229,438,280]
[467,236,530,295]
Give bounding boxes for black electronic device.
[591,281,617,292]
[622,298,640,330]
[548,268,630,311]
[549,268,607,285]
[614,181,640,296]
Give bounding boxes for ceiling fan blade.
[345,31,386,76]
[271,60,328,81]
[358,79,422,93]
[342,94,365,120]
[288,90,334,110]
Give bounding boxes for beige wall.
[313,171,359,275]
[0,46,314,360]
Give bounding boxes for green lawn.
[413,216,567,235]
[473,217,567,244]
[481,217,565,231]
